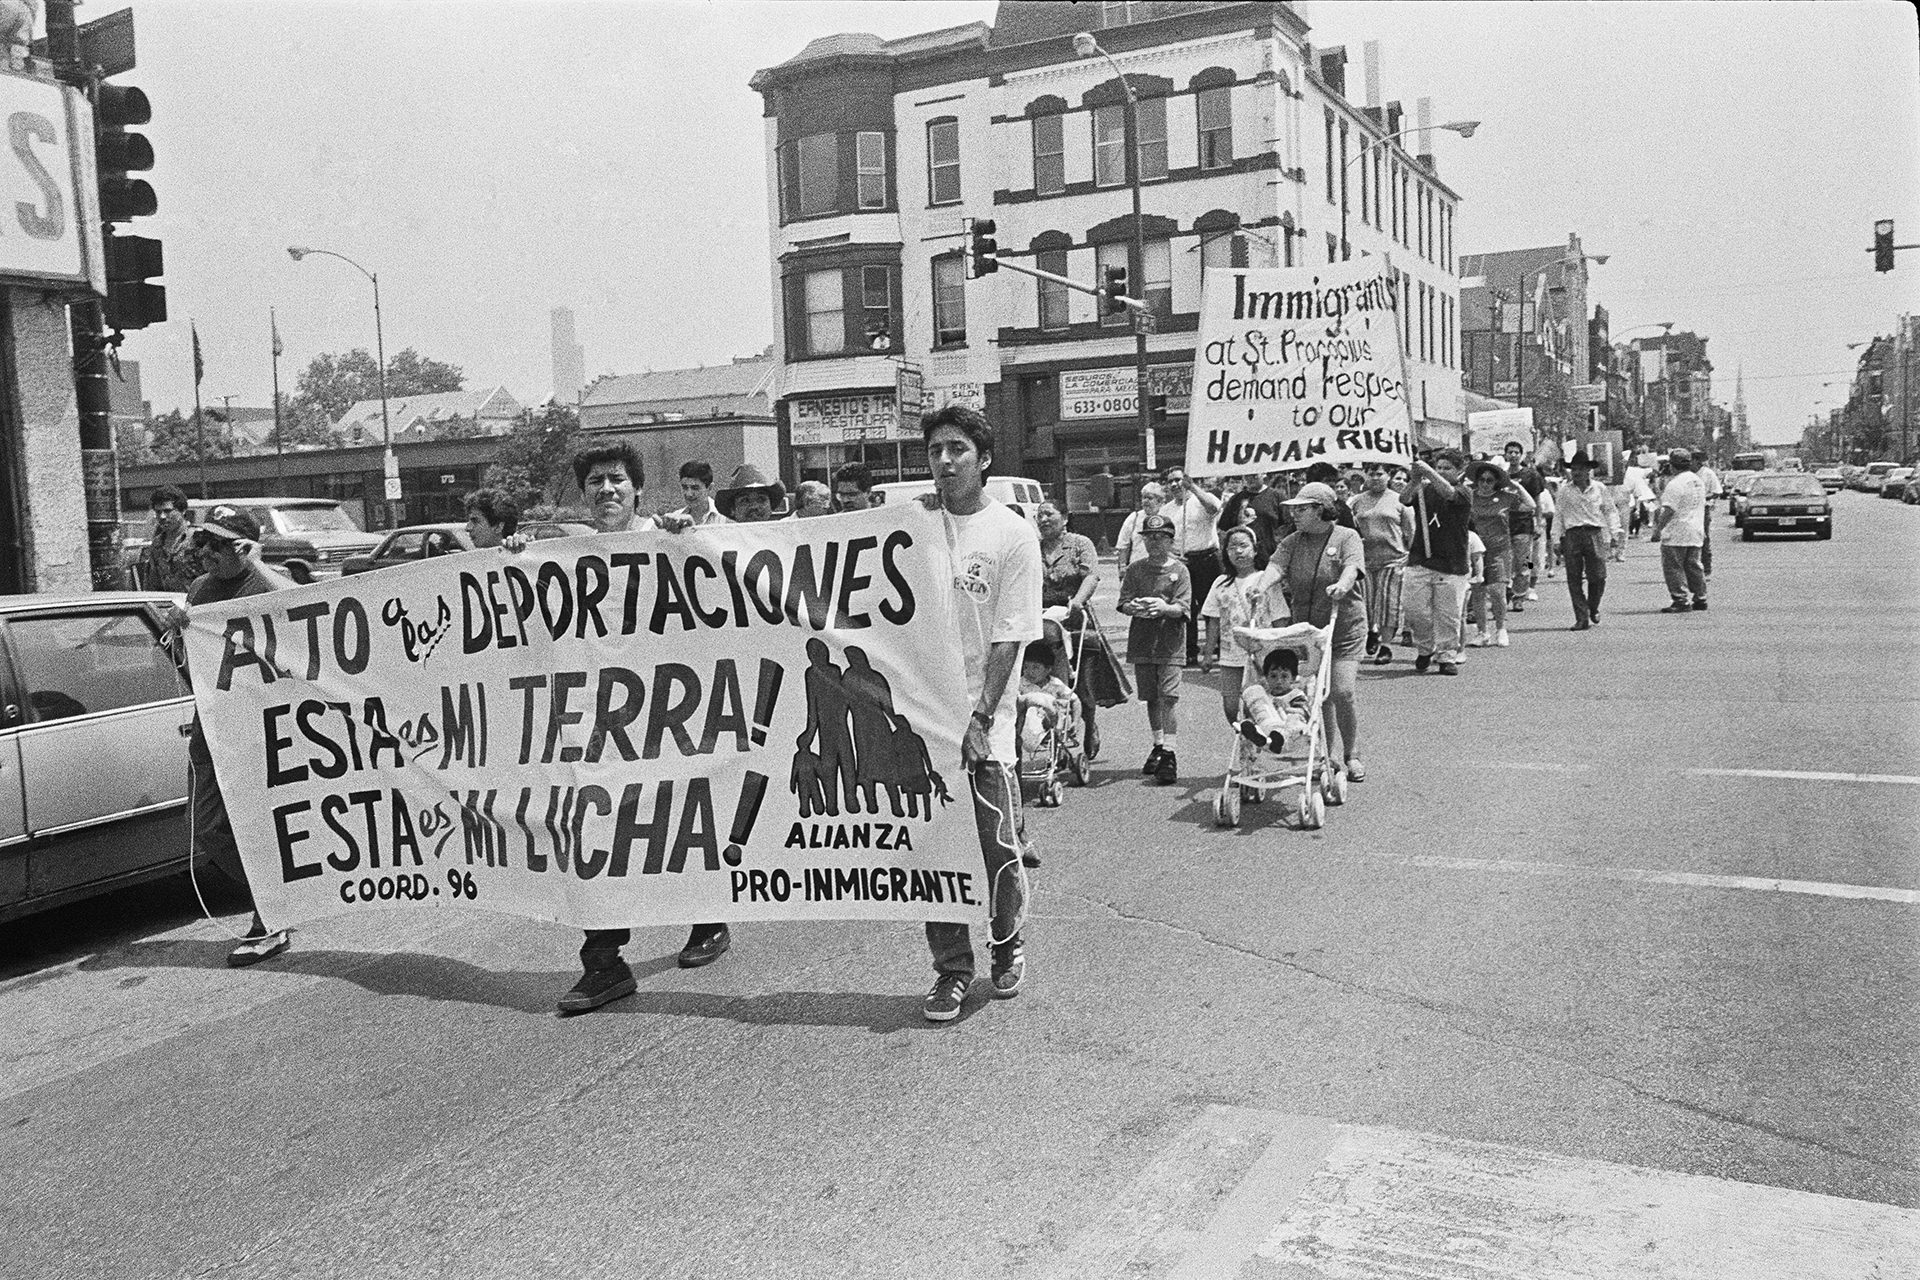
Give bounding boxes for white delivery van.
[871,478,1047,529]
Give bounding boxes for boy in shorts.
[1119,512,1190,783]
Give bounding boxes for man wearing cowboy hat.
[1554,451,1621,630]
[715,464,788,522]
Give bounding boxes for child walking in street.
[1200,525,1280,724]
[1119,513,1191,784]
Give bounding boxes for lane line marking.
[1384,853,1920,905]
[1687,767,1920,786]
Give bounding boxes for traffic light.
[1103,264,1129,314]
[965,217,998,278]
[96,82,164,329]
[1875,220,1895,273]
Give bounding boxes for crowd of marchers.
[142,408,1722,1026]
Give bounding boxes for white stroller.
[1019,605,1092,806]
[1211,622,1346,830]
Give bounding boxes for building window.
[1197,86,1232,169]
[803,269,845,356]
[1326,232,1338,264]
[1143,238,1172,320]
[1036,249,1070,330]
[1136,97,1168,181]
[1101,0,1136,27]
[1032,113,1065,194]
[1096,242,1128,327]
[1338,119,1349,223]
[927,119,960,205]
[932,254,966,346]
[1093,105,1126,187]
[856,132,887,210]
[1201,230,1247,278]
[1324,110,1336,204]
[1372,150,1384,230]
[796,132,838,217]
[1357,141,1369,228]
[862,265,893,349]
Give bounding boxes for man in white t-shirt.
[916,405,1042,1023]
[1653,448,1708,613]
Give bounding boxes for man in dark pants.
[1553,452,1621,630]
[1163,467,1221,667]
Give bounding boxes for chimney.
[1385,100,1403,134]
[1363,40,1382,108]
[1415,96,1433,170]
[1319,45,1347,98]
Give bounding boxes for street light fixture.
[1072,32,1156,470]
[287,245,396,526]
[1340,120,1478,250]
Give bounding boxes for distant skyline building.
[550,307,585,404]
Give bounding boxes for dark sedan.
[1740,475,1832,540]
[1877,467,1914,499]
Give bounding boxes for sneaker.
[1436,660,1460,676]
[1468,630,1491,648]
[1155,750,1178,784]
[1526,589,1539,601]
[923,972,970,1022]
[227,930,290,968]
[1265,731,1287,755]
[1590,609,1601,624]
[1021,847,1041,869]
[1570,620,1590,631]
[1372,645,1393,666]
[1494,628,1510,647]
[990,936,1025,998]
[1660,602,1693,614]
[1692,599,1708,611]
[1238,719,1265,748]
[1414,653,1432,673]
[1141,746,1165,776]
[557,963,637,1014]
[1508,601,1525,613]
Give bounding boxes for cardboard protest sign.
[1466,408,1535,457]
[1185,261,1416,477]
[184,507,988,932]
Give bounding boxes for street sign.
[894,362,924,433]
[384,476,403,501]
[1571,383,1606,404]
[1131,311,1157,335]
[33,8,137,76]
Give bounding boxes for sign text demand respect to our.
[1184,262,1418,477]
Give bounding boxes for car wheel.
[1816,525,1833,540]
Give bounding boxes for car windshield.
[1751,477,1824,496]
[269,505,362,534]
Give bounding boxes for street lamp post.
[287,246,396,526]
[1073,32,1156,472]
[1340,120,1478,252]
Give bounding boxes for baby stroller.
[1211,622,1345,830]
[1020,606,1092,806]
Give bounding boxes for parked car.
[1813,467,1845,492]
[1878,467,1915,498]
[1852,462,1896,492]
[0,592,205,924]
[339,519,597,576]
[185,498,381,577]
[872,477,1048,528]
[1740,474,1832,540]
[1727,471,1771,526]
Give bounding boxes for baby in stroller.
[1237,646,1310,756]
[1019,639,1077,758]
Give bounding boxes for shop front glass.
[792,441,932,488]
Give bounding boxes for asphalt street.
[3,489,1917,1279]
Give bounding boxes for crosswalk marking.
[1382,853,1920,905]
[1686,767,1920,786]
[1041,1106,1920,1279]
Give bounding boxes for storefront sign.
[0,76,102,290]
[1060,368,1137,421]
[1186,262,1415,476]
[1570,383,1606,404]
[927,382,985,412]
[790,392,914,445]
[894,364,924,433]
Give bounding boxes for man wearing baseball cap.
[1118,511,1191,783]
[173,505,298,966]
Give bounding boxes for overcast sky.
[121,0,1918,445]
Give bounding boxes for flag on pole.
[192,323,204,385]
[271,310,282,359]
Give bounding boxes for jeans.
[1662,543,1707,604]
[1562,527,1609,623]
[1184,550,1220,666]
[926,760,1027,978]
[1403,565,1468,662]
[188,719,251,897]
[1508,532,1535,598]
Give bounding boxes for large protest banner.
[1185,260,1416,478]
[183,507,989,932]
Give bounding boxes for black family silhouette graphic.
[791,639,950,820]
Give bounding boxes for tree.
[289,346,466,427]
[269,395,336,450]
[483,402,582,510]
[138,409,236,466]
